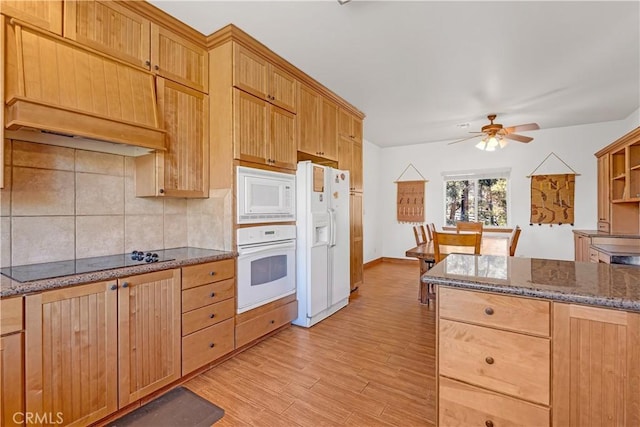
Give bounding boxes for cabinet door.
[351,140,363,192]
[338,135,353,172]
[25,281,118,426]
[1,333,24,427]
[321,98,338,161]
[338,108,352,138]
[233,89,268,165]
[269,65,297,113]
[233,43,268,100]
[553,304,640,426]
[1,0,62,35]
[118,269,181,407]
[350,192,363,291]
[151,24,208,93]
[352,116,363,143]
[156,78,209,197]
[597,154,610,228]
[63,0,150,68]
[297,83,322,156]
[269,106,297,170]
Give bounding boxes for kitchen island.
[424,254,640,426]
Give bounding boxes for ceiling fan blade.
[503,133,533,143]
[503,123,540,133]
[448,134,482,145]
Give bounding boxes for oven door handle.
[237,240,296,255]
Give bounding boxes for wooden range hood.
[4,19,166,155]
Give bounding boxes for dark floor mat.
[109,387,224,427]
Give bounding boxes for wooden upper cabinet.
[553,303,640,426]
[351,140,363,192]
[338,108,362,142]
[25,281,119,426]
[597,153,610,231]
[233,43,296,113]
[232,89,296,170]
[63,0,151,69]
[118,269,182,407]
[136,78,209,198]
[305,97,339,161]
[1,0,62,35]
[338,135,353,172]
[297,83,322,155]
[269,105,296,170]
[151,24,208,93]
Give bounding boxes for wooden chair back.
[426,223,436,241]
[432,231,482,263]
[456,221,484,235]
[412,225,429,245]
[509,226,522,256]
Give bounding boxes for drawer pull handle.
[484,307,494,315]
[210,292,216,298]
[209,271,216,276]
[485,421,494,427]
[485,356,494,365]
[122,282,129,288]
[210,314,215,319]
[110,284,118,291]
[209,343,215,348]
[270,320,275,324]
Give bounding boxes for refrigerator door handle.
[328,208,337,247]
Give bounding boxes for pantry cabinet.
[350,192,364,292]
[597,153,610,232]
[1,0,62,35]
[136,78,209,198]
[553,303,640,426]
[233,89,296,170]
[338,108,363,142]
[25,281,119,426]
[233,43,296,113]
[117,269,181,407]
[338,136,363,192]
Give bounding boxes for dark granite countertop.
[593,244,640,257]
[423,254,640,313]
[573,229,640,239]
[0,247,236,298]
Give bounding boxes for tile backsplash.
[0,141,230,267]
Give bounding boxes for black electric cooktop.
[0,250,174,283]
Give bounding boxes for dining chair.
[509,226,522,256]
[412,225,429,246]
[432,230,482,263]
[455,221,484,236]
[426,223,436,241]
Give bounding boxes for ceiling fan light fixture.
[499,138,509,148]
[337,0,352,4]
[475,140,487,150]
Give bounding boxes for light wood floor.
[185,261,436,426]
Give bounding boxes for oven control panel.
[237,225,297,246]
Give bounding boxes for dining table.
[406,233,511,304]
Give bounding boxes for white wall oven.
[236,166,296,224]
[236,225,296,314]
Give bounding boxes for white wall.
[362,139,382,263]
[620,107,640,134]
[363,119,632,261]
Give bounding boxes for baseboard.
[364,257,418,268]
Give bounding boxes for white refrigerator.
[293,161,351,328]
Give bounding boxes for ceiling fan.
[449,114,540,151]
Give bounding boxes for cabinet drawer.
[439,319,550,405]
[597,221,610,233]
[598,251,611,263]
[182,278,235,313]
[182,259,235,290]
[235,300,297,348]
[182,298,235,336]
[589,248,600,263]
[439,287,550,336]
[182,318,234,375]
[439,377,549,427]
[0,297,23,335]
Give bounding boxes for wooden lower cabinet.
[25,281,119,426]
[350,192,363,291]
[553,303,640,426]
[182,319,234,375]
[118,269,181,407]
[1,333,24,427]
[235,298,297,348]
[574,233,592,262]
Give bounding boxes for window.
[442,169,510,227]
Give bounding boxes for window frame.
[441,168,512,228]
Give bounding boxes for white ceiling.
[149,1,640,147]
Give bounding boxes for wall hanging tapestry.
[395,164,428,224]
[527,152,580,226]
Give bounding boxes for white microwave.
[237,166,296,224]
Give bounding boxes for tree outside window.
[445,177,508,226]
